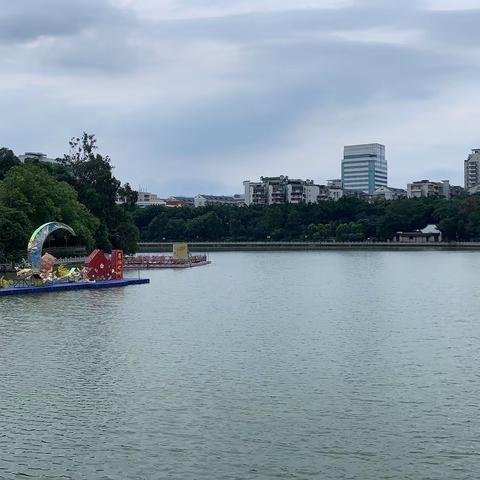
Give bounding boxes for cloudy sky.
[1,0,479,196]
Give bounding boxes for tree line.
[0,134,139,261]
[3,133,480,261]
[134,195,480,243]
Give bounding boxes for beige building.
[407,180,450,199]
[370,186,407,201]
[136,191,166,208]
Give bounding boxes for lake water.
[1,251,480,479]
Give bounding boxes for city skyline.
[2,0,480,195]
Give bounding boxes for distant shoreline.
[138,241,480,252]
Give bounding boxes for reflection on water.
[1,251,480,479]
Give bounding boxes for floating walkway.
[124,254,210,269]
[0,278,149,297]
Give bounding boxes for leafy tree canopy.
[62,132,139,252]
[0,148,20,180]
[135,196,480,243]
[0,164,99,252]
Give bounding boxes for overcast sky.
[1,0,479,196]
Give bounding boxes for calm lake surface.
[1,251,480,479]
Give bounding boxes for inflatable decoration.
[27,222,76,271]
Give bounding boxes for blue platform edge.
[0,278,150,297]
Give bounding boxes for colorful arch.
[27,222,76,270]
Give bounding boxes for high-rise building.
[464,149,480,191]
[342,143,387,194]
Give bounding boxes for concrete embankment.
[138,241,480,252]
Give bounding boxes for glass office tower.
[342,143,387,194]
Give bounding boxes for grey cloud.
[121,35,469,160]
[0,0,477,193]
[38,31,142,74]
[146,2,420,43]
[425,9,480,46]
[0,0,140,74]
[0,0,132,43]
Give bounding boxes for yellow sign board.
[173,243,189,259]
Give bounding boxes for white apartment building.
[407,180,450,199]
[342,143,388,194]
[464,148,480,191]
[18,152,60,164]
[244,176,341,206]
[303,184,321,204]
[194,195,244,207]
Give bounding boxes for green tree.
[63,132,138,252]
[0,148,20,180]
[0,164,99,250]
[186,212,223,240]
[335,223,350,242]
[133,193,480,244]
[460,196,480,240]
[0,205,30,261]
[147,212,170,241]
[164,219,187,240]
[117,183,138,210]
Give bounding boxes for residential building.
[464,149,480,190]
[18,152,60,164]
[342,143,387,194]
[328,187,344,201]
[468,184,480,195]
[244,176,340,205]
[370,186,407,201]
[136,191,166,208]
[325,180,344,201]
[288,179,320,204]
[244,176,293,205]
[194,194,244,207]
[243,181,267,206]
[327,179,343,189]
[407,180,450,199]
[165,198,191,208]
[343,189,369,200]
[450,185,466,198]
[393,225,442,243]
[303,183,322,204]
[266,176,288,204]
[318,184,343,201]
[169,196,195,207]
[286,179,306,204]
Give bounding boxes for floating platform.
[124,255,210,270]
[0,278,149,297]
[124,260,211,269]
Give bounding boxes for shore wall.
[138,241,480,252]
